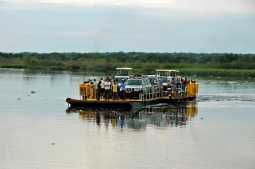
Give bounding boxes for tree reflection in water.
[66,103,198,130]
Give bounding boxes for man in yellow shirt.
[112,81,118,100]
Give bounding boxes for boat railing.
[140,88,163,102]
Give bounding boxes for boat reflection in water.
[66,103,198,129]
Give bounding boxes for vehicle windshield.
[159,77,167,83]
[149,78,157,85]
[117,71,128,76]
[127,79,142,85]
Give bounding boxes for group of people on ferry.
[96,77,126,100]
[168,76,191,96]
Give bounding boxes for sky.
[0,0,255,53]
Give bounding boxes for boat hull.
[66,96,196,110]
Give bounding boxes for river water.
[0,69,255,169]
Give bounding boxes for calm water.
[1,69,255,169]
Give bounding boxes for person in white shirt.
[100,78,105,99]
[104,77,112,100]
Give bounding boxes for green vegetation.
[0,52,255,78]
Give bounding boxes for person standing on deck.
[171,77,176,98]
[120,79,126,99]
[112,81,118,100]
[182,77,188,96]
[176,76,181,97]
[104,77,112,100]
[96,80,102,100]
[100,78,105,99]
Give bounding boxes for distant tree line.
[0,52,255,77]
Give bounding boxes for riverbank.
[1,52,255,78]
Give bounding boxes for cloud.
[0,5,254,53]
[0,0,7,4]
[2,0,255,14]
[42,0,175,7]
[0,0,254,53]
[174,0,255,14]
[2,0,175,8]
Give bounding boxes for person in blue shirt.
[119,79,126,99]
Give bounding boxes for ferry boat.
[66,69,199,110]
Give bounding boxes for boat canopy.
[115,67,133,80]
[155,69,179,72]
[155,69,179,77]
[116,67,133,70]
